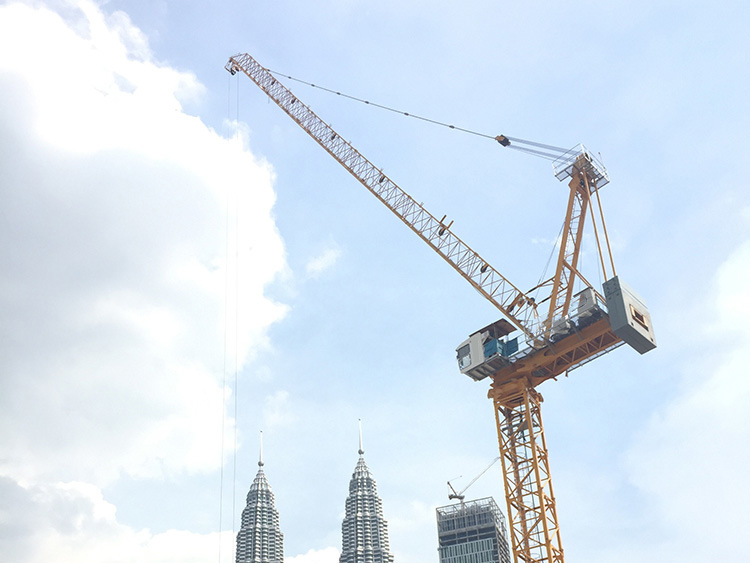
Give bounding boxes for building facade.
[235,442,284,563]
[436,497,511,563]
[339,436,395,563]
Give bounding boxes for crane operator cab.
[456,319,518,382]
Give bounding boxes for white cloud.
[0,478,235,563]
[0,0,287,559]
[623,240,750,561]
[306,245,342,278]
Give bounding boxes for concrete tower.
[235,433,284,563]
[339,422,395,563]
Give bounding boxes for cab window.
[457,344,471,369]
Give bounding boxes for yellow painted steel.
[225,54,538,338]
[593,183,616,279]
[494,383,563,563]
[546,174,587,327]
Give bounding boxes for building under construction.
[436,498,511,563]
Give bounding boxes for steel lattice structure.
[226,53,538,339]
[493,386,563,563]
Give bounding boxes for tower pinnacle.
[358,419,364,456]
[259,430,264,467]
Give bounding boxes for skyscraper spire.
[339,423,395,563]
[235,432,283,563]
[358,418,364,456]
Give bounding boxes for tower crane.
[447,456,501,503]
[226,53,656,563]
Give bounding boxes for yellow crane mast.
[226,53,656,563]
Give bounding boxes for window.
[458,344,471,369]
[629,304,649,330]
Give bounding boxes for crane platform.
[553,144,610,188]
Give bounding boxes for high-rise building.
[436,497,511,563]
[339,424,395,563]
[235,434,284,563]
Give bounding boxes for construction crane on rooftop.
[448,456,501,503]
[226,52,656,563]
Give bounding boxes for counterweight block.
[603,276,656,354]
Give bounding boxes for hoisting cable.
[231,73,241,540]
[267,69,570,161]
[219,71,244,563]
[218,71,233,563]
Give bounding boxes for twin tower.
[235,431,394,563]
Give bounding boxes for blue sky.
[1,1,749,562]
